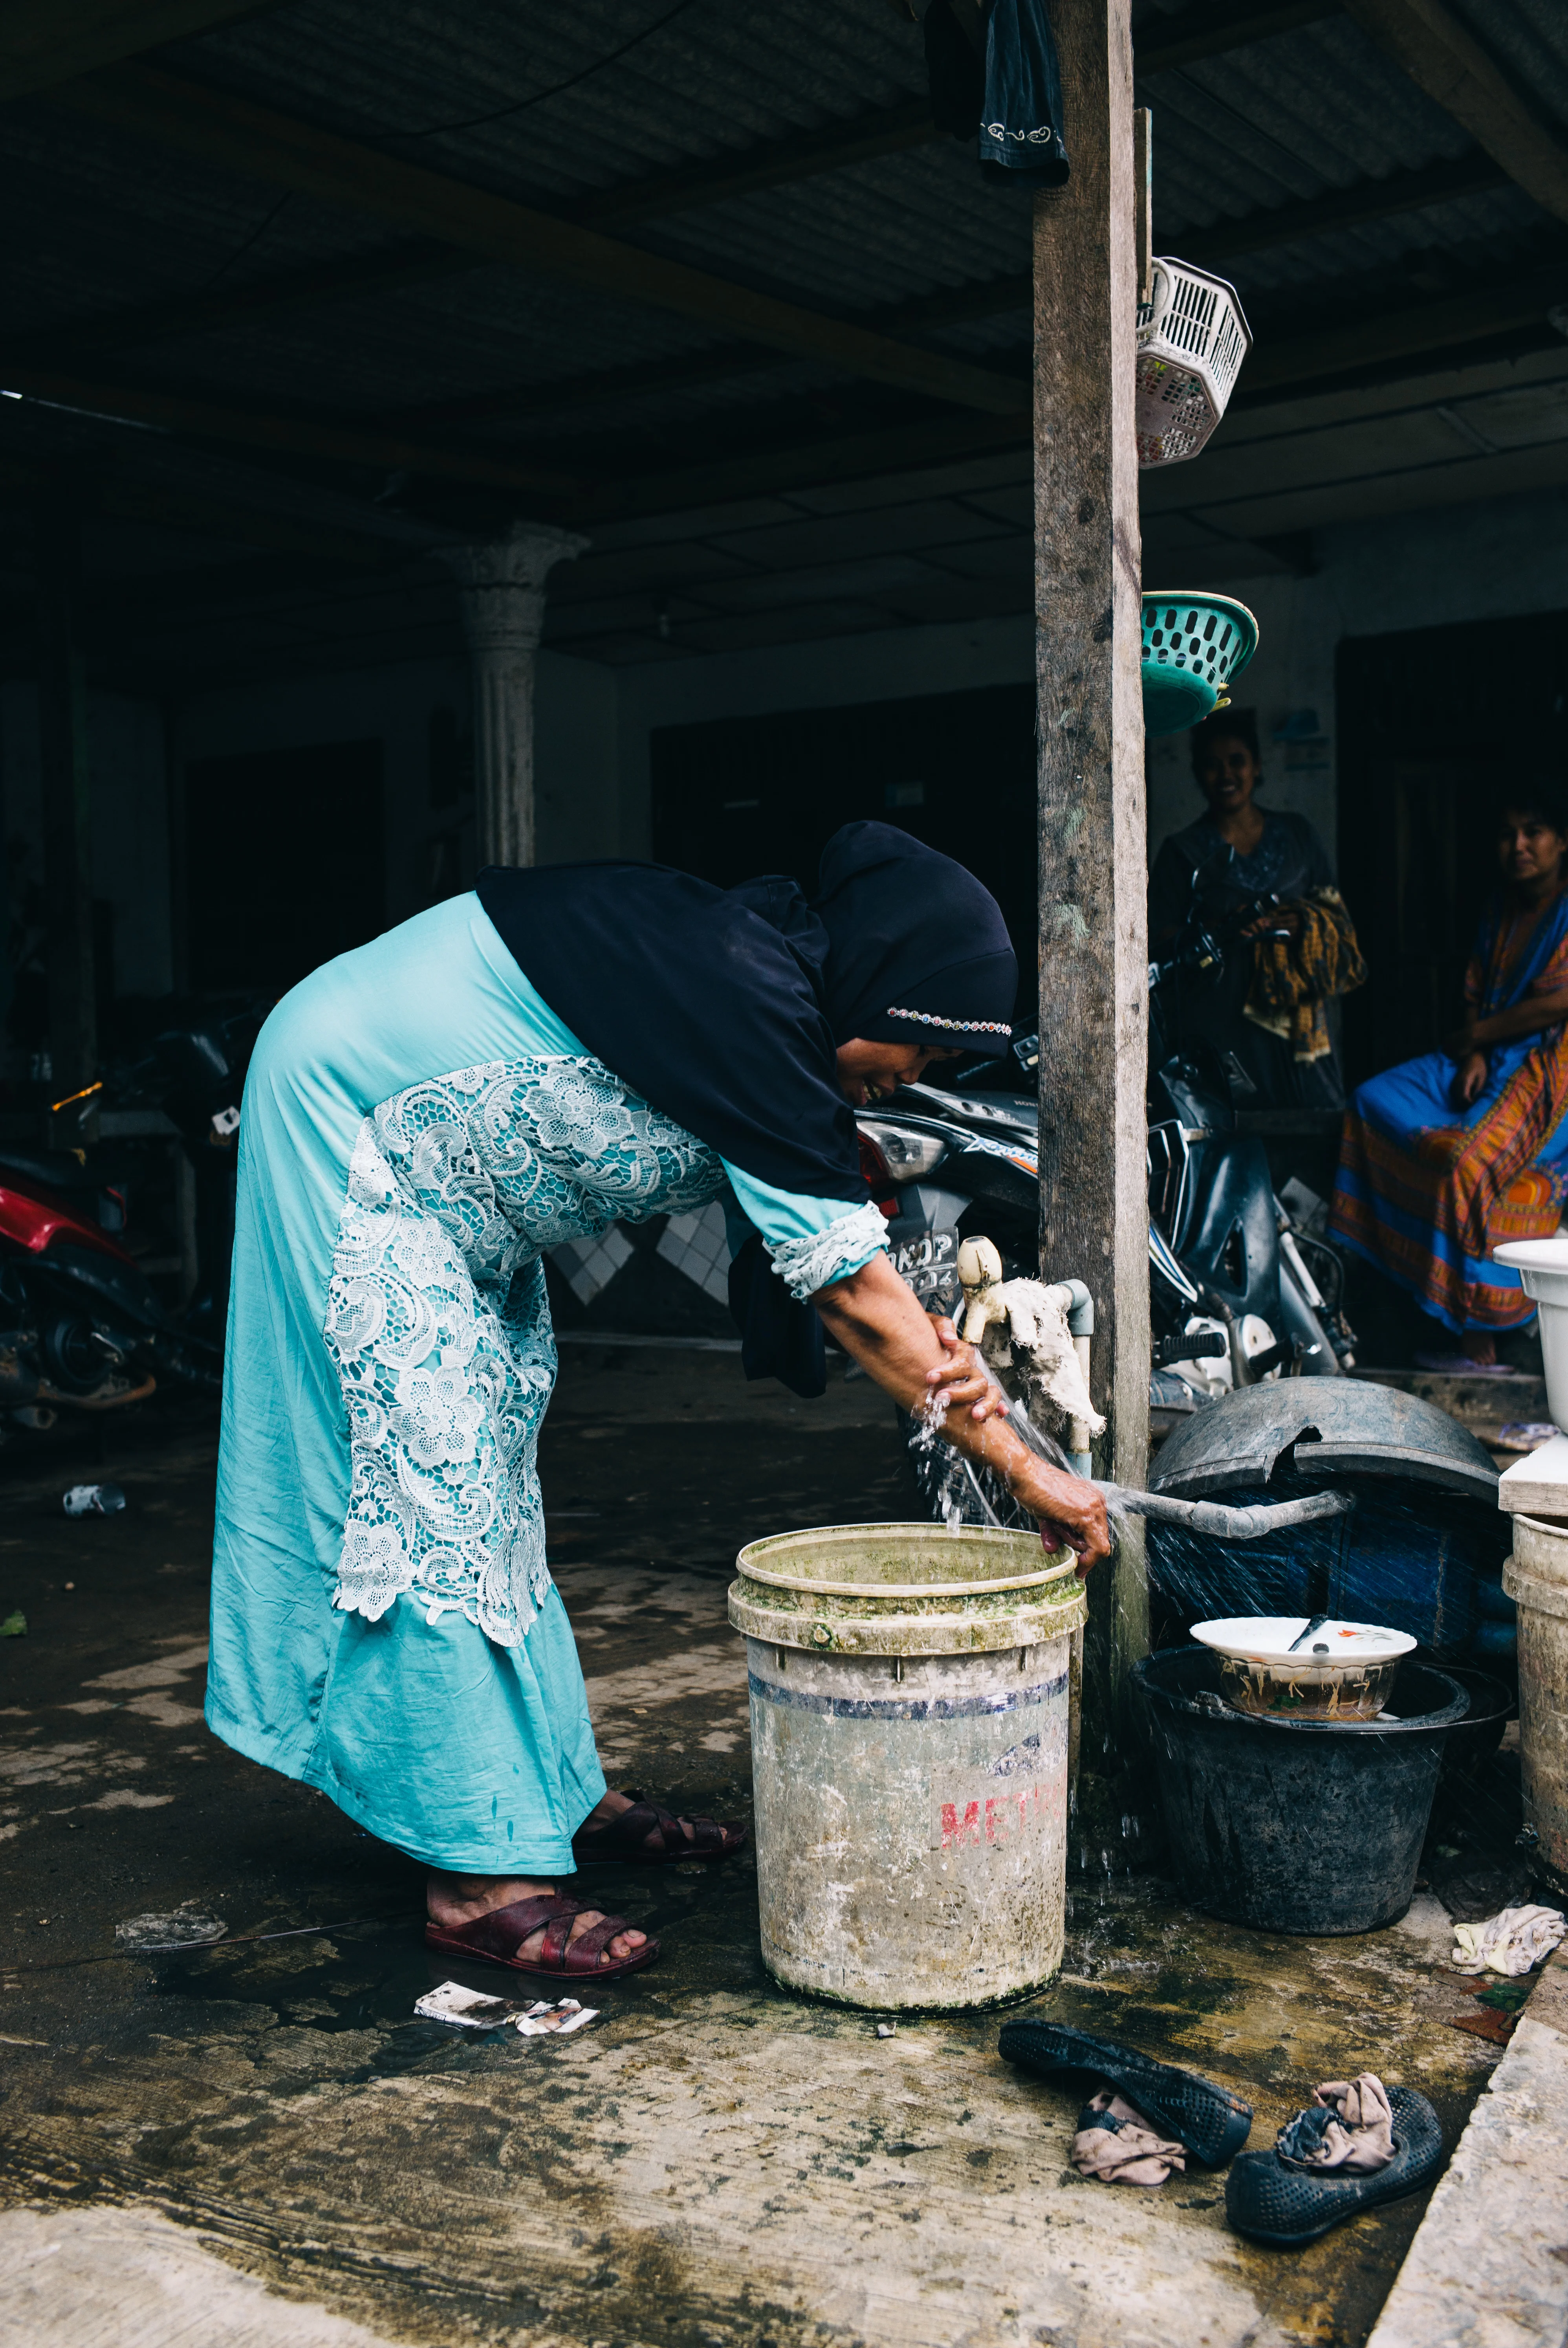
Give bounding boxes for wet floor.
[0,1346,1522,2348]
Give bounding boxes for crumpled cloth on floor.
[1451,1904,1566,1976]
[1276,2076,1395,2173]
[972,1278,1106,1437]
[1071,2092,1186,2187]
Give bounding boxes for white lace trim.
[323,1055,722,1646]
[766,1201,890,1300]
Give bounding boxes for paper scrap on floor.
[517,1997,598,2036]
[416,1981,599,2034]
[416,1981,529,2030]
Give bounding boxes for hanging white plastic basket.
[1136,257,1251,469]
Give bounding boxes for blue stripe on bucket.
[747,1671,1067,1722]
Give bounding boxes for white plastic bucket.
[1493,1237,1568,1429]
[1504,1513,1568,1897]
[728,1523,1087,2011]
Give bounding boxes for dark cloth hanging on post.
[979,0,1069,186]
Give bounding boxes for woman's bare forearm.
[816,1262,1035,1480]
[813,1253,979,1416]
[811,1254,1111,1565]
[1465,990,1568,1047]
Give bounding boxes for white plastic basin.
[1493,1236,1568,1431]
[1192,1616,1415,1719]
[1192,1616,1416,1667]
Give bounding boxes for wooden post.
[35,496,97,1114]
[1032,0,1151,1765]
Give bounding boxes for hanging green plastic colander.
[1140,592,1258,735]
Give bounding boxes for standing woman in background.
[1148,708,1360,1112]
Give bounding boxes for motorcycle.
[105,1004,264,1344]
[0,1153,222,1432]
[1144,879,1357,1402]
[854,903,1355,1523]
[0,1007,258,1434]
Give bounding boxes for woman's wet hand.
[1011,1460,1112,1577]
[924,1319,1006,1422]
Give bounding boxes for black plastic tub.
[1135,1647,1510,1935]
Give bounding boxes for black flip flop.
[1225,2086,1443,2245]
[998,2020,1253,2168]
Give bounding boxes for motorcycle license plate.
[892,1229,958,1310]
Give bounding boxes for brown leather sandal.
[571,1789,747,1867]
[424,1892,659,1980]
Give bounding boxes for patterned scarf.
[1243,885,1367,1062]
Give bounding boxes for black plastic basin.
[1135,1646,1509,1936]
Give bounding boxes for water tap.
[957,1235,1006,1343]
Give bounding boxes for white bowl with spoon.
[1192,1616,1416,1720]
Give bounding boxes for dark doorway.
[1336,610,1568,1087]
[650,684,1037,1023]
[185,739,387,994]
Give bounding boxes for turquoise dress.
[205,892,888,1874]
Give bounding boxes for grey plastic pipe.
[1057,1280,1094,1339]
[1094,1484,1356,1542]
[996,1389,1355,1543]
[1051,1279,1096,1473]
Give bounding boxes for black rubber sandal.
[998,2020,1253,2168]
[1225,2086,1443,2245]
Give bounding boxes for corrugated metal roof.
[1147,18,1469,207]
[165,0,932,201]
[0,2,1547,378]
[1,0,1566,673]
[1452,0,1568,136]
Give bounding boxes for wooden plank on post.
[1032,0,1151,1763]
[35,494,97,1113]
[1134,108,1153,306]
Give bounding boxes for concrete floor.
[0,1346,1527,2348]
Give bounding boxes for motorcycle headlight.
[856,1120,949,1180]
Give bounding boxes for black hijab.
[476,823,1017,1201]
[813,822,1018,1056]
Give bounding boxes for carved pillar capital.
[439,521,589,868]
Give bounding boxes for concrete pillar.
[440,521,587,869]
[35,498,97,1108]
